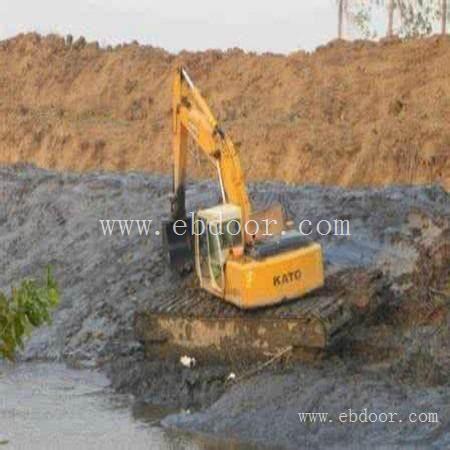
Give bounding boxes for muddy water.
[0,363,257,450]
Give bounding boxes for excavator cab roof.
[197,203,241,224]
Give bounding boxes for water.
[0,363,255,450]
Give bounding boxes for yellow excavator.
[163,66,324,309]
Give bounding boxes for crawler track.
[135,268,386,363]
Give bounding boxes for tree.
[344,0,376,38]
[348,0,446,38]
[397,0,441,36]
[0,268,59,360]
[387,0,395,36]
[442,0,448,34]
[338,0,346,38]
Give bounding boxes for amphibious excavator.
[135,67,363,363]
[162,66,324,309]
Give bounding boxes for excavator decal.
[273,269,302,287]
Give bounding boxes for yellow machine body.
[165,67,325,309]
[223,245,324,309]
[193,204,324,309]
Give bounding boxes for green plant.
[348,0,447,38]
[0,267,59,360]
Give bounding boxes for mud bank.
[163,360,450,449]
[1,165,449,448]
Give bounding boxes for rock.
[180,355,196,368]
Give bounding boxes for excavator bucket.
[162,217,193,274]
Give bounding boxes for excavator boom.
[171,67,251,226]
[164,66,253,273]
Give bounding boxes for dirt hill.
[0,33,448,188]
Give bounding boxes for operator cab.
[194,204,243,296]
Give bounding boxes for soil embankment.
[0,33,449,189]
[0,165,449,448]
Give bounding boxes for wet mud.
[1,164,449,448]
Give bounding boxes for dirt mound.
[0,33,449,188]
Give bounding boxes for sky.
[0,0,341,53]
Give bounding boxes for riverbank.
[0,164,449,448]
[0,362,263,449]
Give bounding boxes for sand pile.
[0,33,448,188]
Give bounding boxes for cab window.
[219,219,242,249]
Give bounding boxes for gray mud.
[1,164,449,449]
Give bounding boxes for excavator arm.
[171,66,251,227]
[164,66,285,273]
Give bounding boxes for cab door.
[195,217,210,286]
[207,222,225,294]
[195,219,225,295]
